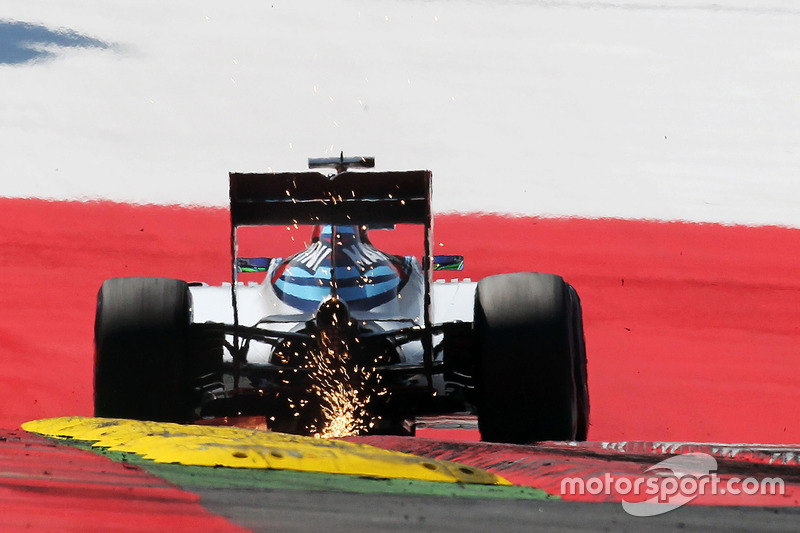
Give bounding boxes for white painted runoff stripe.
[1,1,799,227]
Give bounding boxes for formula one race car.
[94,156,589,443]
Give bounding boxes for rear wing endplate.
[229,170,431,227]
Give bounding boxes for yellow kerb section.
[22,417,510,486]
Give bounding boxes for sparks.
[302,336,385,438]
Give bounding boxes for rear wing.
[229,170,431,227]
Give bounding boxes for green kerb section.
[62,438,554,500]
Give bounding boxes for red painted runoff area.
[2,197,800,445]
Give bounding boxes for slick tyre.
[569,284,590,441]
[474,272,586,443]
[94,277,193,422]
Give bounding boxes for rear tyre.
[474,272,584,443]
[569,284,590,441]
[94,277,193,422]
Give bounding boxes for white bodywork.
[189,259,477,364]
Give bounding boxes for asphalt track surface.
[194,491,800,533]
[3,198,800,530]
